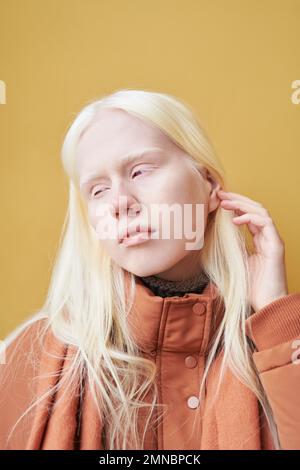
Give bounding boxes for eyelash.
[89,165,154,198]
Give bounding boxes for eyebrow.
[79,146,164,188]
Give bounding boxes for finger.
[232,212,284,246]
[218,191,262,207]
[220,199,268,217]
[232,212,272,227]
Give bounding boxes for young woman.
[1,89,299,450]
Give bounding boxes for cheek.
[87,201,99,224]
[157,169,200,204]
[151,196,206,240]
[88,206,103,238]
[87,209,98,231]
[87,202,118,243]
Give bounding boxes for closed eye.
[89,165,157,198]
[131,168,145,178]
[90,186,108,198]
[131,164,156,179]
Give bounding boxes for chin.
[115,242,188,278]
[122,260,182,279]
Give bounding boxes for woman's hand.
[217,189,289,311]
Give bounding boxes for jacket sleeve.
[245,293,300,450]
[0,315,49,449]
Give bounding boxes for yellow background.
[0,0,299,337]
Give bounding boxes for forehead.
[75,109,180,174]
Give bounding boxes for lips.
[118,223,153,244]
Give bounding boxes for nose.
[109,182,141,220]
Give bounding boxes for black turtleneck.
[139,270,209,298]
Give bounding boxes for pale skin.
[217,190,289,311]
[76,108,221,281]
[76,108,289,312]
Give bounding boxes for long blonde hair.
[7,88,280,449]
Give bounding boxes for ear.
[201,168,222,214]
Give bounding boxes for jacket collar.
[126,274,225,356]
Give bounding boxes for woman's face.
[76,108,220,280]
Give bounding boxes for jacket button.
[185,355,198,368]
[187,396,200,409]
[192,302,206,316]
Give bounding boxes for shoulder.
[2,312,48,350]
[0,313,58,449]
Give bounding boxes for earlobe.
[208,195,221,214]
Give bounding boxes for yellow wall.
[0,0,299,337]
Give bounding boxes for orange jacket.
[1,277,300,450]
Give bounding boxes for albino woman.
[1,89,300,450]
